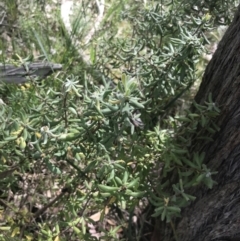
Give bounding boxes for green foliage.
[147,93,220,220]
[0,0,236,240]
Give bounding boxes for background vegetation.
[0,0,238,240]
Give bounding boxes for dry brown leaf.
[89,207,109,222]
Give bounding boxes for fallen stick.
[0,62,62,84]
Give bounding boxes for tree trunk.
[159,4,240,241]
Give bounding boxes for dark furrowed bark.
[159,5,240,241]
